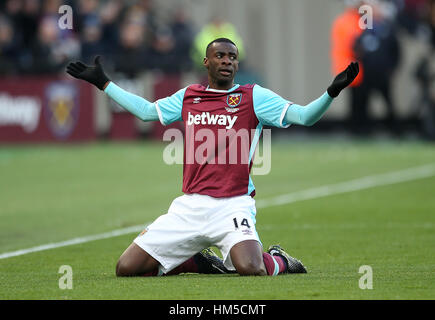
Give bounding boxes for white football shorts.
[133,193,261,274]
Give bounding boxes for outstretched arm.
[66,56,159,122]
[104,82,159,122]
[284,62,359,126]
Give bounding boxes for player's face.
[204,42,239,89]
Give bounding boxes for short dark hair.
[205,38,237,56]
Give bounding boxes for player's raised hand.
[66,56,110,90]
[327,61,360,98]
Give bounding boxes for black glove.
[327,61,360,98]
[66,56,110,90]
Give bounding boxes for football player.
[67,38,358,277]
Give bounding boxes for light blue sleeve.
[155,87,187,125]
[252,84,293,128]
[104,82,159,121]
[284,92,333,126]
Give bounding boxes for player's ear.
[203,57,209,69]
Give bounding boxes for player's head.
[203,38,239,89]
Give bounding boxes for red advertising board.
[151,73,184,140]
[0,76,96,143]
[106,78,140,141]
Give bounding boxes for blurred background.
[1,2,435,299]
[0,0,435,142]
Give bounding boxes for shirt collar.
[205,84,240,93]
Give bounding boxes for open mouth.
[219,69,232,77]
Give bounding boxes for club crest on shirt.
[226,93,242,113]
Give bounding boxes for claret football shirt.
[155,84,293,198]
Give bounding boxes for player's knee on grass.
[233,259,267,276]
[116,243,160,277]
[115,255,158,277]
[116,258,139,277]
[230,240,267,276]
[116,260,129,277]
[115,260,126,277]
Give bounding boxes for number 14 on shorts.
[233,217,251,229]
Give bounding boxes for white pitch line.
[0,225,145,260]
[256,163,435,209]
[1,163,435,260]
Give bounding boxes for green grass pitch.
[0,138,434,300]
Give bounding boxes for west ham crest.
[227,93,242,107]
[226,93,242,113]
[44,82,79,140]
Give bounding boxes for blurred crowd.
[0,0,253,79]
[1,0,434,137]
[331,0,435,136]
[0,0,217,77]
